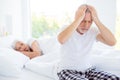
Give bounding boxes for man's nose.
[85,22,89,28]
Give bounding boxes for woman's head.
[12,40,30,51]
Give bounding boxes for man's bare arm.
[58,5,87,44]
[88,5,116,46]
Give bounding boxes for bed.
[0,69,54,80]
[0,53,59,80]
[0,35,60,80]
[0,35,120,80]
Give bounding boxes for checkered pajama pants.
[57,67,120,80]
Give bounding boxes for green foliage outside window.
[32,15,60,38]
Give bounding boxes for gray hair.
[85,4,91,13]
[86,8,91,13]
[12,40,19,49]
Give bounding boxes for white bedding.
[25,52,60,80]
[0,68,54,80]
[0,35,59,80]
[25,47,120,79]
[0,36,120,80]
[21,69,54,80]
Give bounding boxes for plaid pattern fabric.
[57,69,88,80]
[85,67,120,80]
[57,67,120,80]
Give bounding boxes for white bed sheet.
[0,68,55,80]
[1,38,120,80]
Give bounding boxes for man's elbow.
[57,36,65,44]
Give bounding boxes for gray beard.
[76,29,84,35]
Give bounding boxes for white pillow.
[25,52,60,79]
[0,35,20,49]
[37,36,60,54]
[91,50,120,77]
[0,48,30,77]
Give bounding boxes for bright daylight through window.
[30,0,85,38]
[115,0,120,49]
[30,0,120,49]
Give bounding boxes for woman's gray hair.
[12,40,19,49]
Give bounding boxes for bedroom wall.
[86,0,116,34]
[0,0,22,37]
[0,0,31,40]
[0,0,116,39]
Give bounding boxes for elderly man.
[57,4,119,80]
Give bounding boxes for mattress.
[0,37,120,79]
[0,68,55,80]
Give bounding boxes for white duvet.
[25,36,61,79]
[25,42,120,79]
[25,52,60,79]
[1,35,120,79]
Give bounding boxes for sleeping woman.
[12,39,43,59]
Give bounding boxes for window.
[115,0,120,49]
[30,0,85,38]
[30,0,120,50]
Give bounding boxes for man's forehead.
[85,12,92,16]
[84,13,92,20]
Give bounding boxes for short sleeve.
[90,26,100,42]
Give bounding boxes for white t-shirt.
[58,27,99,72]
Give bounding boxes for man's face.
[77,12,92,34]
[15,41,30,51]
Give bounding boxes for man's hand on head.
[75,4,87,21]
[88,5,99,22]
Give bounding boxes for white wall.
[0,0,116,39]
[0,0,31,39]
[21,0,31,39]
[86,0,116,34]
[0,0,22,37]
